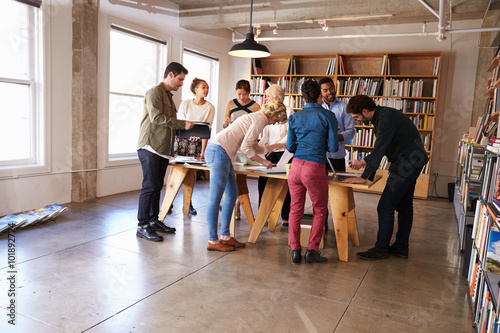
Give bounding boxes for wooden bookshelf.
[250,51,443,199]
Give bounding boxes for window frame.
[0,1,48,177]
[180,42,221,132]
[101,18,171,167]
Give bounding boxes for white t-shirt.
[177,99,215,126]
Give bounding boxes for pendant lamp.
[228,0,270,58]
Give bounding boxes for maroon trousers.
[287,159,328,251]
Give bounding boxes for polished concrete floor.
[0,179,475,333]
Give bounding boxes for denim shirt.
[322,99,355,159]
[286,102,338,165]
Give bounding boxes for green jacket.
[137,82,186,156]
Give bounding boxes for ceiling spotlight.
[271,23,278,34]
[319,20,328,31]
[255,25,262,36]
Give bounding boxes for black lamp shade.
[228,29,270,58]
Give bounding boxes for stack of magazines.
[0,203,69,233]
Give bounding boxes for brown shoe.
[220,237,246,248]
[207,241,235,252]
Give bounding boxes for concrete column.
[71,0,98,202]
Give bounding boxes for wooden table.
[159,163,379,262]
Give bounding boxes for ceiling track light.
[271,23,278,34]
[255,25,262,36]
[319,20,328,31]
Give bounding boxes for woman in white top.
[175,78,215,160]
[173,78,215,215]
[258,85,295,226]
[204,101,287,252]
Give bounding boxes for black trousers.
[258,151,291,221]
[375,166,423,253]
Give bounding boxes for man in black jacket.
[343,95,428,260]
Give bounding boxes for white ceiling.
[108,0,500,44]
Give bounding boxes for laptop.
[327,158,362,181]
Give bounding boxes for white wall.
[0,2,482,215]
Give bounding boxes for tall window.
[108,25,167,160]
[0,0,43,168]
[181,49,219,114]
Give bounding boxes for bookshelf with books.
[454,141,486,251]
[467,150,500,332]
[250,51,442,198]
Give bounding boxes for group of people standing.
[136,61,428,265]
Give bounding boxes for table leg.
[236,174,255,227]
[248,178,287,243]
[347,187,360,246]
[329,184,358,262]
[159,165,190,221]
[182,169,196,215]
[268,182,288,231]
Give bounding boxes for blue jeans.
[137,149,169,227]
[375,166,423,253]
[205,143,238,241]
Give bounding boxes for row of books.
[283,95,304,109]
[407,114,435,130]
[432,57,441,75]
[382,99,435,114]
[349,128,374,147]
[420,133,432,151]
[336,77,383,96]
[325,58,336,75]
[384,78,438,98]
[0,203,68,233]
[250,76,290,94]
[338,97,382,107]
[468,199,500,332]
[290,77,307,94]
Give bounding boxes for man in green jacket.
[136,62,194,242]
[343,95,428,260]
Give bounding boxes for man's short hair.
[346,95,377,114]
[164,62,188,78]
[318,77,334,86]
[301,80,321,103]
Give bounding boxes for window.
[0,0,43,168]
[108,25,167,160]
[181,48,219,115]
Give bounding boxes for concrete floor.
[0,179,475,332]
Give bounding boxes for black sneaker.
[305,249,328,263]
[136,226,163,242]
[389,245,409,259]
[150,221,176,234]
[189,204,197,215]
[356,247,389,260]
[291,249,302,264]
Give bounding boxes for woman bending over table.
[205,101,287,252]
